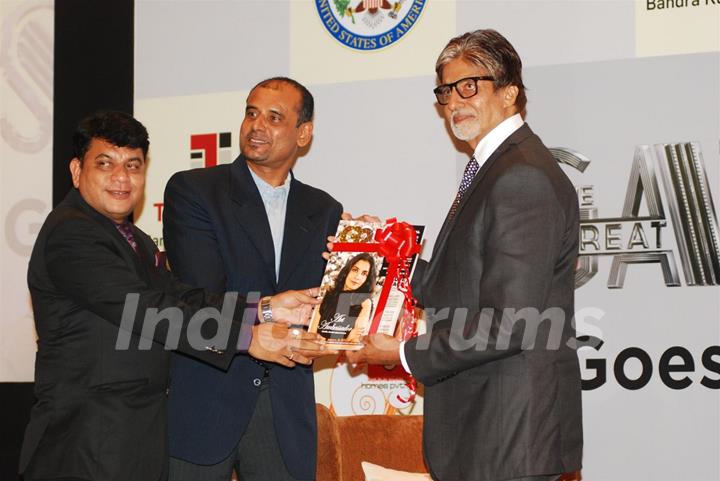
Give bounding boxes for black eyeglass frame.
[433,76,496,105]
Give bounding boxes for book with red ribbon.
[308,218,424,350]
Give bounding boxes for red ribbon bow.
[333,218,420,403]
[374,220,420,262]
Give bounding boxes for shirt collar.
[472,113,524,167]
[249,168,291,199]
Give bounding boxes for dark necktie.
[448,156,480,220]
[115,221,139,255]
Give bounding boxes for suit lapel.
[426,124,533,280]
[278,177,316,287]
[65,189,149,278]
[429,147,504,262]
[106,222,150,279]
[129,224,157,277]
[229,158,277,286]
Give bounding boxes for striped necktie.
[115,221,139,255]
[448,156,480,220]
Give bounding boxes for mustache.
[450,109,474,123]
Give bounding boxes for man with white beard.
[349,29,583,481]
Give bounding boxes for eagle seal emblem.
[315,0,426,51]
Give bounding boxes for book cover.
[308,220,423,350]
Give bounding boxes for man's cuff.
[399,340,412,374]
[236,301,258,352]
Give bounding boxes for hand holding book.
[345,333,402,366]
[249,322,332,368]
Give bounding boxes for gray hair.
[435,29,527,114]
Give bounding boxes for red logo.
[190,132,232,168]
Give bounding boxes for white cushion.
[361,461,432,481]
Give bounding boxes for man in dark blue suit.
[163,77,343,481]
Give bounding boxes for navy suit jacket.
[163,156,342,479]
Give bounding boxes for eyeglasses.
[433,76,495,105]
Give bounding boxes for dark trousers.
[169,382,304,481]
[506,476,562,481]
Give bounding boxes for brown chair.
[315,403,582,481]
[315,404,427,481]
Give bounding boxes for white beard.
[450,116,481,142]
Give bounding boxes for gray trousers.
[169,383,305,481]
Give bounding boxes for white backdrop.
[131,2,719,479]
[0,0,53,383]
[1,1,717,480]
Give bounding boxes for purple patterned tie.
[448,156,480,220]
[115,221,139,255]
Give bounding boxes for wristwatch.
[260,296,274,323]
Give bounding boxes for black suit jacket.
[406,124,583,481]
[20,189,254,481]
[162,156,342,479]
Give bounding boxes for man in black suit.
[349,30,583,481]
[20,111,326,481]
[163,78,342,481]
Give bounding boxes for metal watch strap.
[260,296,273,323]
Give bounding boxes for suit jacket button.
[253,378,262,387]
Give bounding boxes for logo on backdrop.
[150,132,234,223]
[0,4,53,153]
[329,362,418,415]
[552,142,720,288]
[190,132,232,169]
[315,0,426,51]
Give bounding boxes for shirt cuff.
[399,340,412,375]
